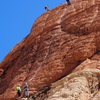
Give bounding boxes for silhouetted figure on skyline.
[45,5,49,11]
[66,0,71,5]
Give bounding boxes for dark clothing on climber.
[16,86,21,97]
[66,0,71,5]
[17,90,21,97]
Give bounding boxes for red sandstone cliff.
[0,0,100,99]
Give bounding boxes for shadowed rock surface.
[0,0,100,99]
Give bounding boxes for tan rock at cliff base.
[44,68,100,100]
[0,0,100,99]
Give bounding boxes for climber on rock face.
[16,85,21,98]
[66,0,71,5]
[24,83,29,98]
[45,5,49,11]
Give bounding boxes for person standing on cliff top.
[16,85,21,98]
[66,0,71,5]
[45,5,49,11]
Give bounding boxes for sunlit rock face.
[44,68,100,100]
[0,0,100,99]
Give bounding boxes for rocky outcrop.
[73,58,100,72]
[44,68,100,100]
[0,0,100,99]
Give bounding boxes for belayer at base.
[24,83,29,98]
[16,85,21,98]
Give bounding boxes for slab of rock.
[73,58,100,72]
[92,91,100,100]
[0,0,100,99]
[44,68,100,100]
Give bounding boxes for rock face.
[0,0,100,99]
[44,68,100,100]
